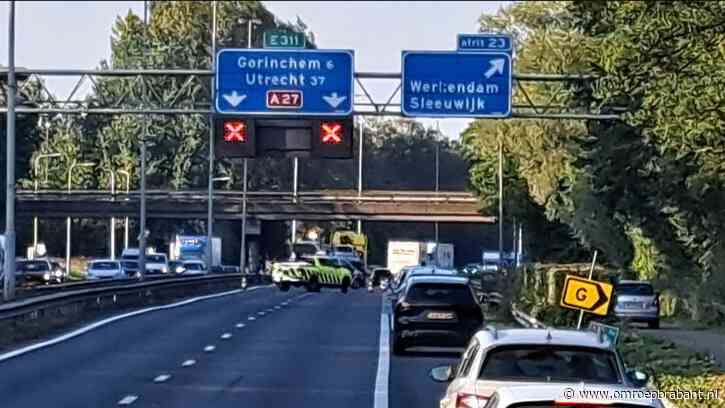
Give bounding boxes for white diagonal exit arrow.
[484,59,506,79]
[322,92,347,109]
[222,91,247,107]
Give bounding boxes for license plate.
[427,312,455,320]
[623,302,643,309]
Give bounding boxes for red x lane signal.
[223,120,246,142]
[320,122,343,144]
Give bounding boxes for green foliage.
[620,334,725,408]
[464,1,725,319]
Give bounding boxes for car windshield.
[184,263,203,270]
[405,283,475,306]
[17,261,50,272]
[616,284,654,296]
[146,255,166,263]
[479,345,620,383]
[121,254,138,260]
[293,244,319,256]
[90,262,118,270]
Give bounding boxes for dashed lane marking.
[181,359,196,367]
[154,374,171,383]
[204,345,216,352]
[257,312,266,316]
[0,285,273,363]
[221,333,232,340]
[248,316,256,321]
[236,323,246,328]
[118,395,138,405]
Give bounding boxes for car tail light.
[455,392,488,408]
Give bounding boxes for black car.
[120,260,140,278]
[16,259,62,284]
[392,275,483,355]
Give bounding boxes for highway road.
[0,285,458,408]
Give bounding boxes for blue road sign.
[401,51,512,118]
[458,33,513,53]
[215,49,354,116]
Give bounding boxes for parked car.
[86,259,124,280]
[392,275,483,354]
[480,384,663,408]
[16,259,63,284]
[182,260,207,275]
[614,280,660,329]
[430,327,653,405]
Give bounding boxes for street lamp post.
[117,170,131,250]
[32,152,61,252]
[66,161,94,276]
[108,170,116,260]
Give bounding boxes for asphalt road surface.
[0,285,460,408]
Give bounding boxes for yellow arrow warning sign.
[560,275,613,316]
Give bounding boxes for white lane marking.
[221,333,232,340]
[235,323,246,328]
[0,285,273,363]
[204,345,216,352]
[257,312,265,316]
[118,395,138,405]
[374,296,390,408]
[248,316,256,321]
[274,306,282,310]
[181,359,196,367]
[153,374,171,383]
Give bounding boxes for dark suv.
[392,275,484,354]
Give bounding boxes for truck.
[169,235,222,269]
[387,240,455,275]
[271,255,353,293]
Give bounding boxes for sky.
[0,1,509,138]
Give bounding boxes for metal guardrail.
[0,273,270,321]
[511,306,549,329]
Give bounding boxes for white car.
[86,260,124,279]
[483,384,663,408]
[430,328,655,407]
[182,260,207,275]
[145,253,169,275]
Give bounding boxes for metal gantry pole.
[498,138,504,270]
[138,0,149,280]
[292,156,298,244]
[240,160,248,276]
[3,0,17,301]
[356,118,363,234]
[206,1,217,269]
[117,170,130,250]
[434,121,440,248]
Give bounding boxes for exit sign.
[263,30,306,49]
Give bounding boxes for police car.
[272,255,353,293]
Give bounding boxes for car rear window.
[293,244,318,256]
[615,283,654,296]
[121,261,138,268]
[17,261,50,272]
[479,345,620,383]
[184,263,203,270]
[405,282,476,306]
[90,262,119,270]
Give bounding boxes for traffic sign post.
[560,274,613,317]
[215,49,354,116]
[401,51,512,118]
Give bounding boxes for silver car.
[86,260,124,280]
[614,280,660,329]
[430,328,653,407]
[484,384,663,408]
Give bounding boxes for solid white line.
[181,359,196,367]
[373,295,390,408]
[0,285,273,364]
[221,333,232,340]
[153,374,171,383]
[204,345,216,352]
[118,395,138,405]
[235,323,246,328]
